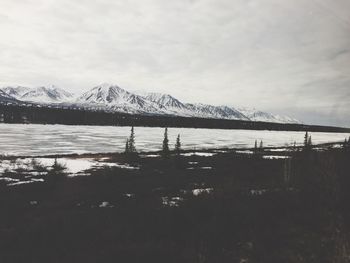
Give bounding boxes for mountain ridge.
[2,85,74,103]
[0,84,300,124]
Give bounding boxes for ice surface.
[0,124,349,156]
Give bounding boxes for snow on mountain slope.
[1,83,300,124]
[78,84,298,123]
[216,106,250,120]
[20,85,74,103]
[144,93,186,109]
[238,107,300,124]
[2,86,32,99]
[0,89,18,103]
[1,85,74,103]
[77,84,165,114]
[182,103,249,120]
[143,93,249,120]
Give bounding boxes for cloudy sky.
[0,0,349,126]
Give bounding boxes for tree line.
[123,128,349,159]
[251,131,350,156]
[124,126,182,158]
[1,103,350,133]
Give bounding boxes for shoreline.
[0,140,344,160]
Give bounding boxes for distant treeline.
[0,104,349,133]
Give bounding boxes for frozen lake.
[0,123,349,156]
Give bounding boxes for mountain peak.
[77,84,164,114]
[94,83,124,92]
[144,92,185,109]
[81,83,131,104]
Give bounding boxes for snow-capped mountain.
[2,85,74,103]
[144,93,186,109]
[79,85,298,123]
[238,107,300,124]
[2,86,32,98]
[1,83,300,124]
[183,103,249,120]
[142,93,249,120]
[0,89,18,103]
[21,86,74,103]
[77,83,164,114]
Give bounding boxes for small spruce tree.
[291,141,297,154]
[304,131,309,148]
[303,132,313,151]
[52,157,65,173]
[128,126,136,153]
[254,140,258,153]
[53,158,58,170]
[307,135,312,147]
[124,138,130,154]
[175,134,181,155]
[259,140,263,151]
[344,137,350,150]
[162,128,169,157]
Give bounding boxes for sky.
[0,0,349,127]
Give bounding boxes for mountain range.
[2,85,74,103]
[0,83,300,124]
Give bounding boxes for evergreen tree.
[291,141,298,154]
[128,126,136,153]
[344,137,350,150]
[52,157,65,173]
[175,134,181,155]
[259,140,263,151]
[307,135,312,147]
[303,132,313,151]
[254,140,258,153]
[162,128,169,157]
[304,131,309,147]
[53,158,58,170]
[124,138,129,154]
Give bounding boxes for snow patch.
[182,152,216,157]
[192,188,213,196]
[98,201,114,208]
[262,155,290,159]
[162,196,183,207]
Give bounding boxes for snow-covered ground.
[0,123,349,156]
[0,156,139,186]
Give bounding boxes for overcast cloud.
[0,0,349,126]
